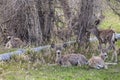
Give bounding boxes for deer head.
[94,11,105,26]
[51,43,67,59]
[99,49,108,60]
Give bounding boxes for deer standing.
[88,26,118,62]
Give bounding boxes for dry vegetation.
[0,0,120,80]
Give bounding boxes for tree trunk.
[25,0,43,46]
[107,0,120,16]
[36,0,55,44]
[59,0,71,20]
[0,0,55,46]
[77,0,102,49]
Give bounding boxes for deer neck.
[56,55,62,65]
[94,29,101,40]
[99,54,105,61]
[9,37,14,44]
[56,54,62,62]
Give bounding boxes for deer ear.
[51,43,55,48]
[63,43,67,48]
[94,19,100,25]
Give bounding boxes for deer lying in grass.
[5,36,24,49]
[51,43,88,67]
[88,49,117,69]
[88,49,108,69]
[88,26,118,62]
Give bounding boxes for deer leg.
[111,42,117,62]
[104,64,108,69]
[5,42,12,49]
[107,41,114,61]
[111,52,114,62]
[112,47,117,62]
[111,45,115,61]
[98,42,102,50]
[113,43,118,62]
[108,41,113,50]
[77,60,81,67]
[114,51,117,62]
[62,61,71,67]
[108,46,113,50]
[105,42,109,49]
[114,49,117,63]
[108,44,112,50]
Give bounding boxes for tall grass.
[0,4,120,80]
[0,40,120,80]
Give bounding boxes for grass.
[0,42,120,80]
[100,9,120,32]
[0,62,120,80]
[0,47,17,54]
[0,4,120,80]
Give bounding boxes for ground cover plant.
[0,0,120,80]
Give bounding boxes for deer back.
[88,56,105,69]
[5,36,24,48]
[61,54,88,66]
[99,29,115,43]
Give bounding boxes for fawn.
[88,26,118,62]
[51,43,88,67]
[88,49,108,69]
[5,36,24,49]
[88,49,117,69]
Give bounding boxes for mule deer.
[88,26,118,62]
[51,43,88,67]
[5,36,24,49]
[88,49,117,69]
[88,49,108,69]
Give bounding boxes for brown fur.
[89,27,118,62]
[88,51,117,69]
[56,53,88,67]
[51,43,88,67]
[88,53,108,69]
[5,36,24,49]
[99,29,116,45]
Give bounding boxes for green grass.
[0,62,120,80]
[0,43,120,80]
[0,3,120,80]
[100,10,120,32]
[0,48,17,54]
